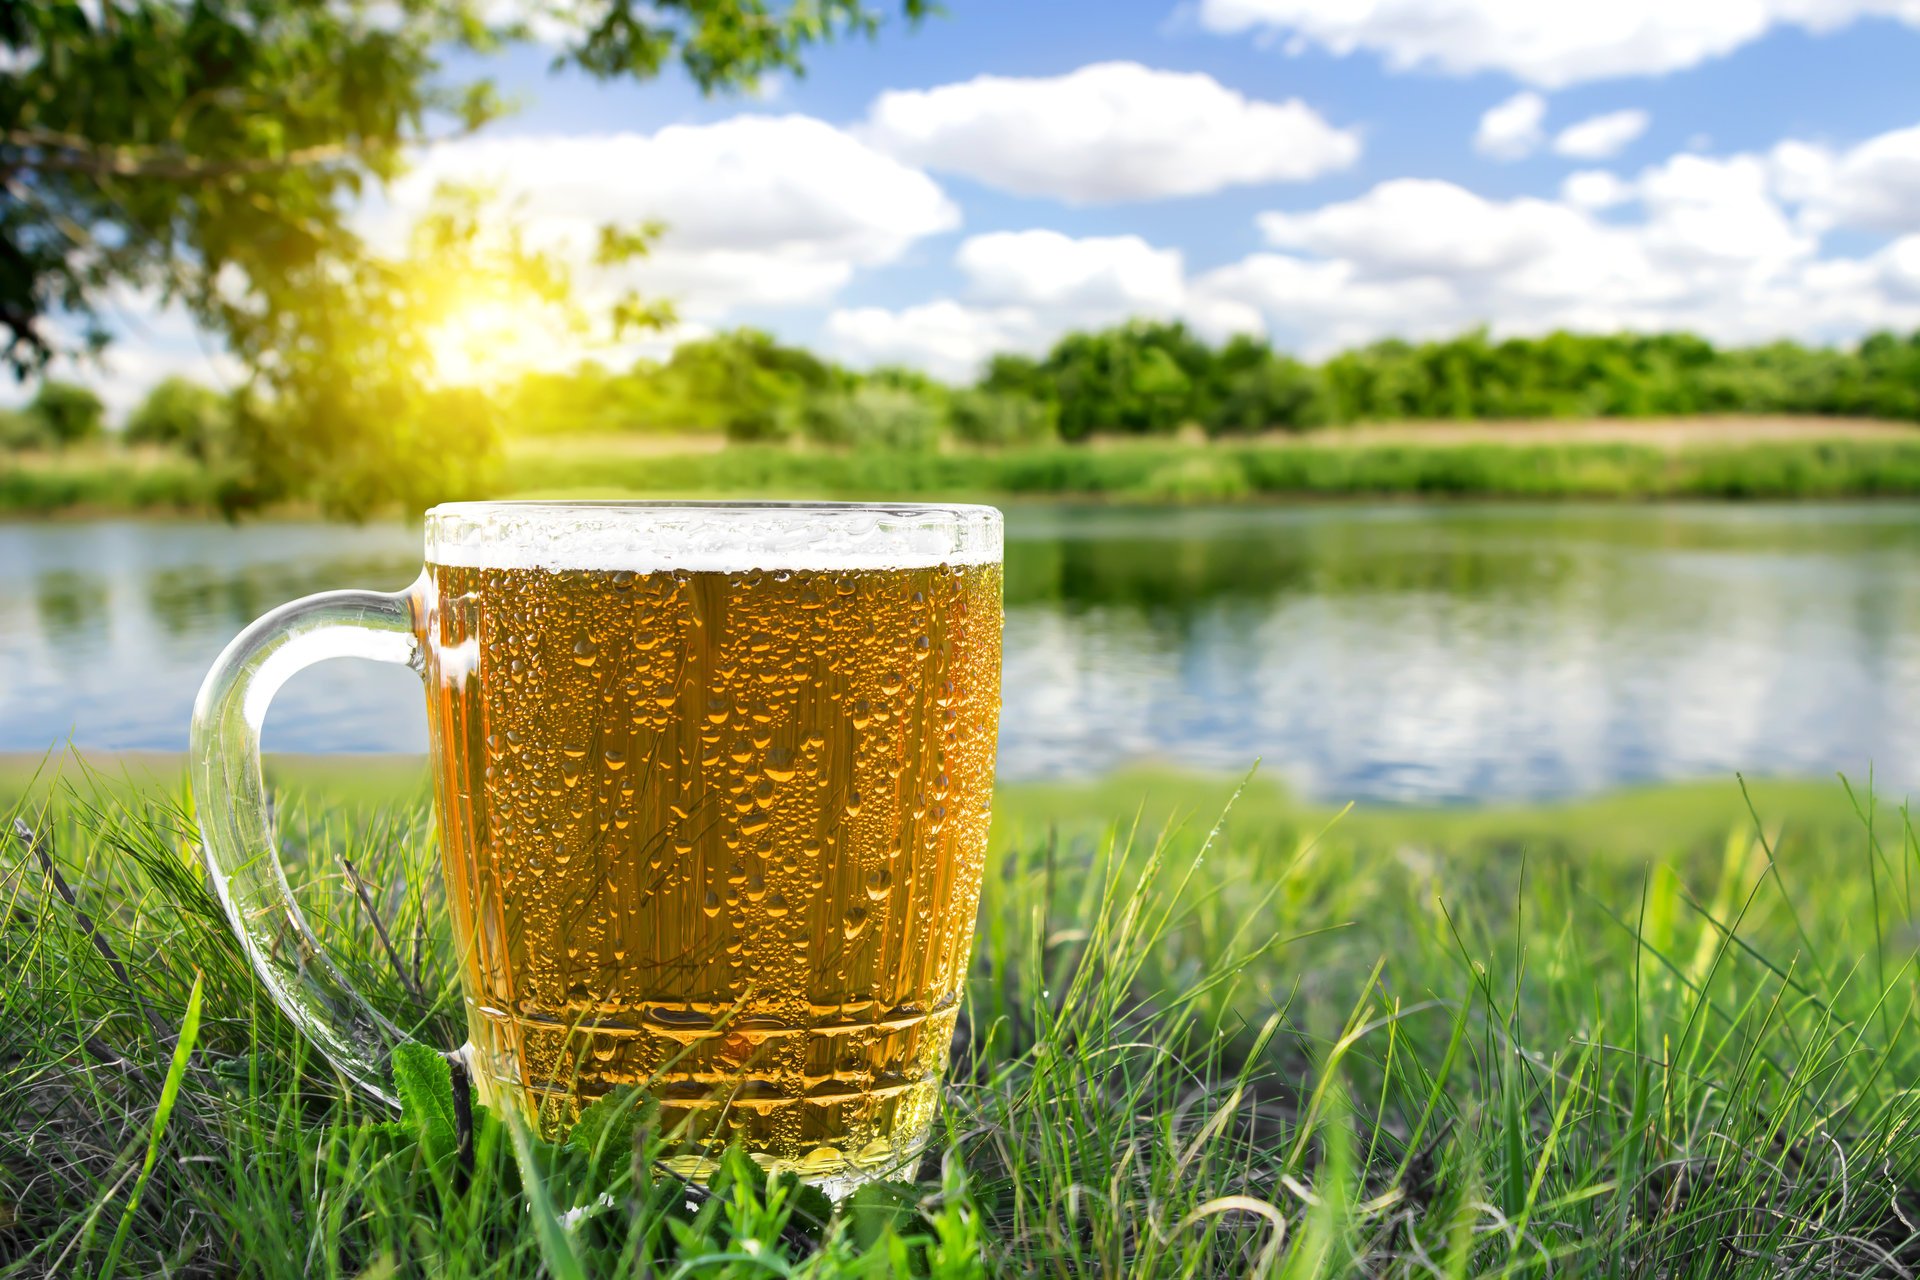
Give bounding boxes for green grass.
[505,438,1920,504]
[0,448,222,515]
[5,757,1920,1276]
[17,433,1920,516]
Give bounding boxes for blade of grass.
[505,1108,590,1280]
[99,969,204,1280]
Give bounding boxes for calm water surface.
[6,503,1920,804]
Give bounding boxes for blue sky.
[54,0,1920,411]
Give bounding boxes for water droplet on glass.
[843,906,868,938]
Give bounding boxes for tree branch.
[1,125,471,181]
[3,127,362,179]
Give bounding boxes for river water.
[5,502,1919,804]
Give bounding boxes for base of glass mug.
[461,1043,934,1197]
[656,1131,930,1200]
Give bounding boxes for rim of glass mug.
[422,499,1004,573]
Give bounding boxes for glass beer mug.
[192,501,1003,1190]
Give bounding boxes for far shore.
[8,414,1920,517]
[497,414,1920,459]
[1244,413,1920,448]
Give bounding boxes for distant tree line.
[7,322,1920,515]
[499,322,1920,444]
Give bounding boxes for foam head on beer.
[419,502,1003,1185]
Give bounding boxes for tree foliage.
[1002,324,1920,436]
[26,380,104,447]
[1036,321,1214,441]
[1,0,928,513]
[661,328,836,441]
[616,321,1909,446]
[125,376,230,458]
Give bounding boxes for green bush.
[977,322,1920,431]
[0,406,51,450]
[804,385,945,451]
[947,390,1056,446]
[125,376,233,459]
[659,329,833,443]
[1042,321,1214,440]
[724,400,798,443]
[27,380,106,447]
[1206,350,1330,434]
[0,451,219,512]
[503,362,700,435]
[1128,454,1252,502]
[978,352,1051,402]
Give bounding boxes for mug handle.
[190,575,432,1106]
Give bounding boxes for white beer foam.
[424,501,1002,572]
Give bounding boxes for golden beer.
[420,546,1002,1182]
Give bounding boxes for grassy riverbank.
[11,422,1920,516]
[505,432,1920,504]
[0,445,225,515]
[4,758,1917,1275]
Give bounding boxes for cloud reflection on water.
[5,503,1920,804]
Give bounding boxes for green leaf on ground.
[779,1173,835,1244]
[391,1043,459,1171]
[847,1180,927,1252]
[568,1085,645,1183]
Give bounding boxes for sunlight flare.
[423,292,570,387]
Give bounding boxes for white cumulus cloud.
[861,61,1359,203]
[1219,153,1920,357]
[1196,0,1920,89]
[376,115,959,317]
[1474,91,1546,161]
[38,115,960,411]
[1776,122,1920,234]
[1190,253,1463,355]
[1882,235,1920,298]
[1259,178,1603,278]
[826,228,1261,377]
[827,302,1046,380]
[1553,109,1651,160]
[956,231,1187,315]
[1636,152,1813,267]
[830,120,1920,382]
[51,105,1920,414]
[1562,169,1635,209]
